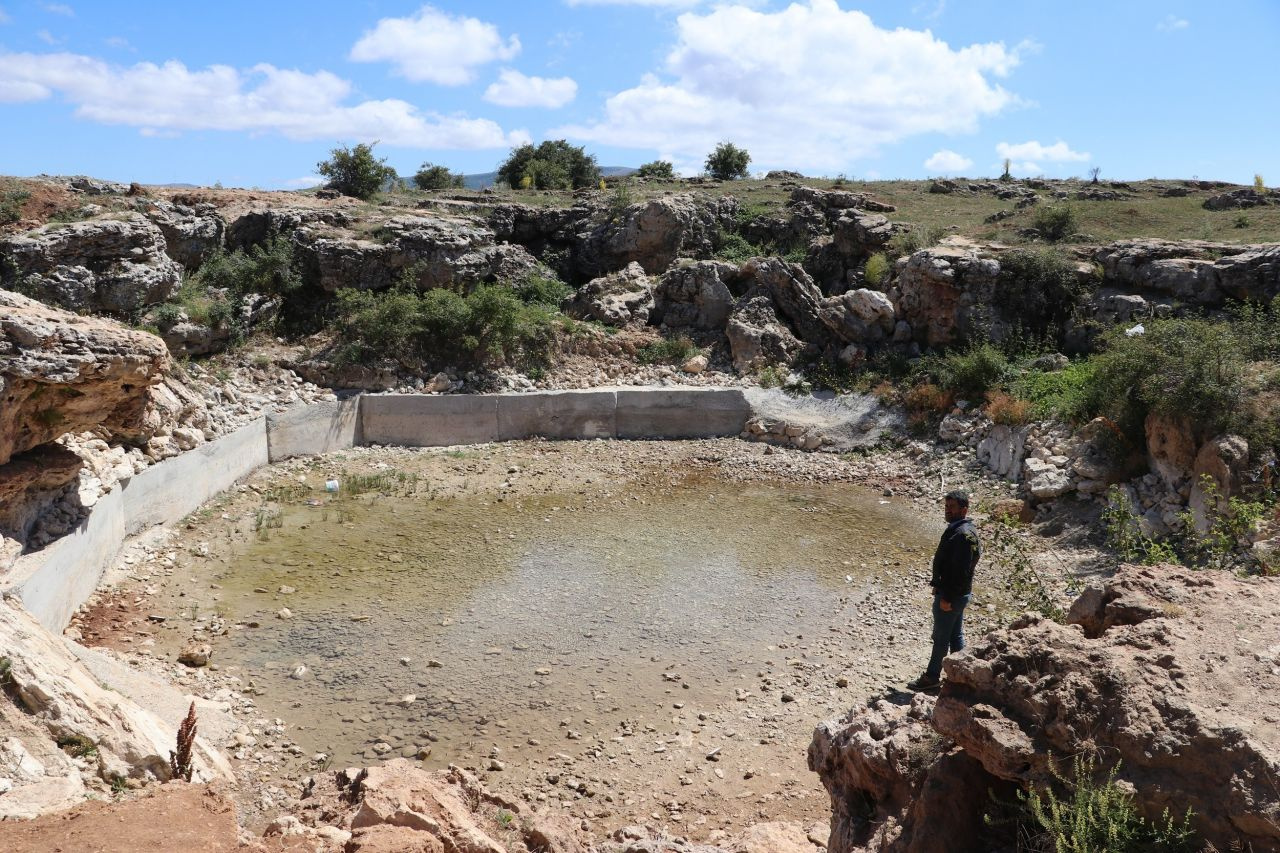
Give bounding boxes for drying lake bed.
[74,438,1026,837]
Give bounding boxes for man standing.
[908,490,981,691]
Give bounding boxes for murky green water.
[205,477,933,768]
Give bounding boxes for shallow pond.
[205,474,934,769]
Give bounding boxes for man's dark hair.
[945,490,970,506]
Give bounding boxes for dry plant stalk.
[170,701,198,782]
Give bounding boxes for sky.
[0,0,1276,189]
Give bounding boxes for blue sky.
[1,0,1276,188]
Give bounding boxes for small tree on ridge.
[317,142,396,200]
[705,142,751,181]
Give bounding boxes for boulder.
[224,206,351,250]
[142,200,226,270]
[726,295,804,373]
[0,216,183,315]
[1188,434,1249,529]
[975,423,1028,481]
[1022,456,1071,500]
[0,289,169,466]
[831,211,895,258]
[789,186,895,214]
[934,566,1280,851]
[563,261,654,326]
[0,443,83,564]
[1145,413,1198,491]
[1203,188,1272,210]
[584,193,738,279]
[1214,243,1280,302]
[895,246,1001,347]
[741,257,829,345]
[651,261,740,329]
[819,288,896,345]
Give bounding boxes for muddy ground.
[72,437,1105,844]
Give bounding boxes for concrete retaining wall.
[5,388,754,631]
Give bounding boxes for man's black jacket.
[931,517,981,601]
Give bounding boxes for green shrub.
[509,273,571,308]
[497,140,600,190]
[1032,205,1077,242]
[332,284,558,369]
[193,239,300,297]
[317,142,396,200]
[1089,317,1244,439]
[635,160,676,180]
[996,248,1096,345]
[715,230,761,263]
[992,756,1197,853]
[413,163,465,190]
[888,225,944,257]
[704,142,751,181]
[637,336,701,365]
[864,252,891,287]
[608,179,635,220]
[1227,296,1280,360]
[1012,359,1098,423]
[916,343,1012,402]
[0,187,30,224]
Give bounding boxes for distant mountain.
[462,166,637,190]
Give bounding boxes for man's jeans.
[925,593,971,679]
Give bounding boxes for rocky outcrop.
[726,295,804,373]
[1093,239,1280,306]
[224,206,351,250]
[896,245,1001,347]
[651,261,741,329]
[810,566,1280,852]
[0,599,231,792]
[1203,188,1273,210]
[819,288,896,346]
[294,215,541,293]
[142,200,226,270]
[563,261,654,326]
[0,444,82,564]
[0,216,183,315]
[0,289,169,466]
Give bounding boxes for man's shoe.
[906,674,940,691]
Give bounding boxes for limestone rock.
[896,246,1001,348]
[651,261,739,329]
[0,599,231,787]
[819,288,896,345]
[741,257,829,345]
[1145,413,1198,491]
[975,423,1027,481]
[0,444,83,562]
[1023,456,1071,500]
[0,289,170,466]
[1203,188,1272,210]
[584,193,738,279]
[0,216,183,315]
[1214,243,1280,302]
[726,295,804,373]
[142,200,226,270]
[564,261,654,326]
[224,206,351,250]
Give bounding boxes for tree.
[704,142,750,181]
[635,160,676,180]
[317,142,396,199]
[1089,167,1102,185]
[496,140,600,190]
[413,163,465,190]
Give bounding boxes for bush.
[888,225,944,257]
[1032,205,1077,242]
[497,140,600,190]
[413,163,464,190]
[0,187,30,225]
[637,336,700,365]
[864,252,891,287]
[332,284,559,369]
[509,273,571,307]
[917,343,1012,402]
[984,390,1032,425]
[1089,317,1244,439]
[317,142,397,200]
[193,239,301,297]
[704,142,751,181]
[635,160,675,180]
[1012,359,1098,423]
[995,248,1095,345]
[993,756,1197,853]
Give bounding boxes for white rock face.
[1024,457,1072,499]
[975,423,1027,481]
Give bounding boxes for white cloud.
[564,0,704,6]
[912,0,946,21]
[104,36,134,51]
[484,69,577,108]
[995,140,1090,163]
[36,28,59,44]
[284,175,324,188]
[1157,15,1189,32]
[0,51,527,149]
[350,6,520,86]
[557,0,1024,173]
[39,2,73,15]
[924,149,973,173]
[0,8,10,25]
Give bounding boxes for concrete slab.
[266,398,361,461]
[121,418,267,535]
[361,394,500,446]
[615,388,752,439]
[497,390,617,441]
[4,488,126,632]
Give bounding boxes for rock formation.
[810,565,1280,852]
[0,216,183,315]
